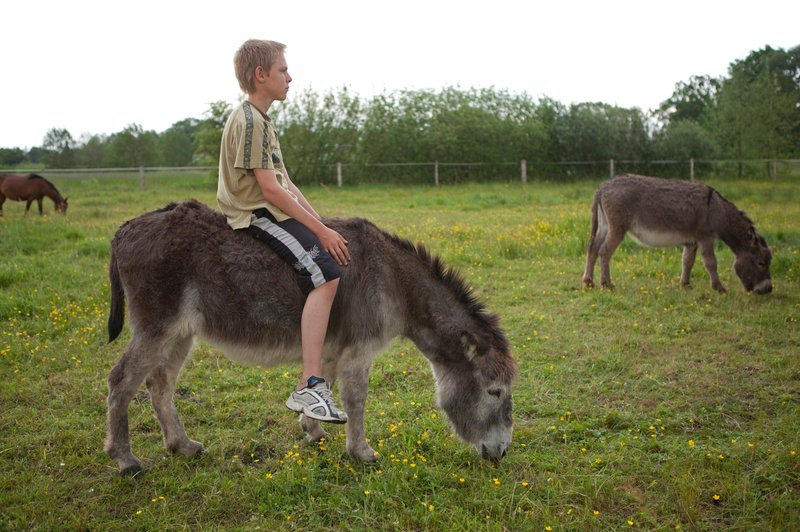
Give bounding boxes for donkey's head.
[734,232,772,294]
[432,327,517,462]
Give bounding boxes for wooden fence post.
[690,158,695,181]
[609,159,615,179]
[139,166,145,190]
[520,159,527,183]
[336,162,342,187]
[434,161,439,187]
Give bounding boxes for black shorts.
[242,208,341,295]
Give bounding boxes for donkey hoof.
[120,463,144,477]
[348,445,379,462]
[173,439,204,457]
[582,277,594,288]
[299,414,328,443]
[167,438,206,458]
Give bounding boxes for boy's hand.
[318,226,350,266]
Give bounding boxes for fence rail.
[4,159,799,188]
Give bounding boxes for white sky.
[1,0,798,149]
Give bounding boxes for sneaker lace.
[313,383,336,407]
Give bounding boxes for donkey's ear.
[461,332,480,361]
[748,227,759,246]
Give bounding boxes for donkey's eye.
[487,388,501,398]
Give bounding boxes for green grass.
[1,174,798,530]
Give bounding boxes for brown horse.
[0,173,68,216]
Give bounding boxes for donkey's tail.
[107,250,125,343]
[586,191,600,251]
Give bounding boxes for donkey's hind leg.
[145,335,204,458]
[598,228,625,289]
[583,202,609,288]
[105,337,162,476]
[680,243,698,288]
[583,237,601,288]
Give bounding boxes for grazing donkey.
[583,174,772,294]
[106,200,516,475]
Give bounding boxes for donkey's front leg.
[698,239,726,292]
[339,363,378,461]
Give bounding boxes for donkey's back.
[108,200,399,365]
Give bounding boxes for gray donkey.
[583,174,772,294]
[105,200,517,475]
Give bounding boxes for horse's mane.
[383,229,510,353]
[29,174,61,195]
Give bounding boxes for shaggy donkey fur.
[583,174,772,294]
[105,200,517,475]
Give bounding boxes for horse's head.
[56,197,69,214]
[432,327,517,462]
[734,231,772,294]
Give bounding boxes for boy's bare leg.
[285,277,347,423]
[297,278,339,390]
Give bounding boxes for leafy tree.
[712,46,800,160]
[275,87,362,183]
[658,75,720,124]
[75,133,109,168]
[0,147,27,167]
[42,127,76,168]
[652,120,719,160]
[160,118,200,166]
[27,147,43,165]
[194,101,232,166]
[106,124,159,167]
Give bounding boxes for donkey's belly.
[628,225,691,248]
[204,335,302,368]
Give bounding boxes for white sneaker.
[285,376,348,424]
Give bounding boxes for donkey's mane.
[708,185,757,232]
[382,228,509,351]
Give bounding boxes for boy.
[217,39,349,423]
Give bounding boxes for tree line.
[1,45,797,183]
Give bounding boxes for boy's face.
[264,54,292,101]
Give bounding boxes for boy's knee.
[323,277,339,294]
[309,277,338,297]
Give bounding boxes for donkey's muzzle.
[479,441,509,462]
[753,279,773,295]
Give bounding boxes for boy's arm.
[282,169,320,219]
[254,168,350,266]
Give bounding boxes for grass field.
[1,173,798,530]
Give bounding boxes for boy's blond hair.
[234,39,286,94]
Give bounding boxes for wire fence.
[4,159,800,188]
